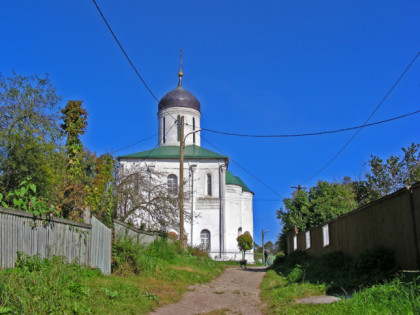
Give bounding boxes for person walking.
[264,248,269,266]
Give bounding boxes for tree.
[237,233,253,260]
[365,143,420,197]
[0,72,63,200]
[116,163,187,231]
[278,180,357,233]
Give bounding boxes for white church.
[117,69,254,262]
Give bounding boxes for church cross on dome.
[178,49,183,87]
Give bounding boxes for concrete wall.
[287,182,420,270]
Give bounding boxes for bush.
[112,236,178,275]
[271,247,397,292]
[352,246,397,285]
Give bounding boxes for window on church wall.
[167,174,177,195]
[193,117,196,144]
[177,115,180,141]
[163,117,166,144]
[200,229,211,251]
[207,173,212,196]
[238,227,242,236]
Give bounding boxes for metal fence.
[0,207,111,275]
[114,220,163,246]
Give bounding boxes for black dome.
[158,85,201,112]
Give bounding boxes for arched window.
[207,173,212,196]
[238,227,242,236]
[167,174,177,195]
[200,229,211,251]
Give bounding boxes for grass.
[260,247,420,315]
[0,237,223,314]
[261,271,420,314]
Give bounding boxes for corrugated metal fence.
[0,207,111,275]
[114,220,163,246]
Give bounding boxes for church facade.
[117,71,254,262]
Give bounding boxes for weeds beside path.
[150,266,267,315]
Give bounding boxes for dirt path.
[150,266,267,315]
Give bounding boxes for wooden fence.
[114,220,164,246]
[286,182,420,270]
[0,207,111,275]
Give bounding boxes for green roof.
[226,170,253,194]
[118,145,228,161]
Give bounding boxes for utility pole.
[262,229,269,263]
[291,185,306,190]
[179,116,185,250]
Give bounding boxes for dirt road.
[150,266,267,315]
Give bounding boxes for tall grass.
[0,254,100,314]
[261,246,419,314]
[0,238,223,314]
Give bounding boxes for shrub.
[271,247,397,292]
[237,234,253,260]
[352,246,397,285]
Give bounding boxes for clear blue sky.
[1,1,419,245]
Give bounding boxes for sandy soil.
[150,266,267,315]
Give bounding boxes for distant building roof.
[226,170,253,194]
[117,145,228,161]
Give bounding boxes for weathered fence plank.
[0,207,92,270]
[114,220,163,246]
[90,216,111,275]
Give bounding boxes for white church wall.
[241,191,254,262]
[158,107,201,147]
[224,185,246,261]
[118,157,254,262]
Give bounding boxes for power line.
[113,134,157,153]
[201,135,284,199]
[92,0,182,126]
[304,51,420,183]
[192,110,420,138]
[92,0,158,102]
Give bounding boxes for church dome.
[158,75,201,112]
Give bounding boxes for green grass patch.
[261,271,420,314]
[0,238,223,314]
[261,246,420,314]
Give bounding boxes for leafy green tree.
[0,72,63,201]
[278,180,357,233]
[237,233,253,260]
[365,143,420,197]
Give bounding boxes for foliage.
[272,246,397,293]
[365,142,420,196]
[58,101,116,223]
[237,233,253,260]
[0,72,63,202]
[0,254,99,314]
[1,177,56,216]
[278,180,357,233]
[0,243,222,314]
